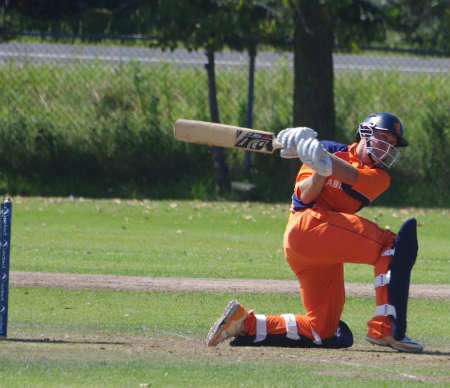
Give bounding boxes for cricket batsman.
[206,112,423,353]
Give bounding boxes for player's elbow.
[299,191,317,204]
[298,184,320,204]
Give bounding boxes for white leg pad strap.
[281,314,300,340]
[375,304,397,319]
[382,248,395,256]
[374,270,391,288]
[254,314,267,343]
[311,328,322,345]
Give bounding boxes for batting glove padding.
[279,148,299,159]
[297,138,332,176]
[276,127,317,159]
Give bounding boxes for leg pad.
[388,218,418,340]
[230,320,353,349]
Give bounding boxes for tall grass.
[0,59,448,205]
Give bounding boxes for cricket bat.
[173,119,282,154]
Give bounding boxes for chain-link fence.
[1,41,448,134]
[0,37,449,202]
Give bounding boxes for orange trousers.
[243,206,396,341]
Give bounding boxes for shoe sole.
[206,300,242,347]
[365,335,423,353]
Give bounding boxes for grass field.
[10,197,450,282]
[1,196,449,387]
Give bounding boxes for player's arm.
[298,173,327,204]
[329,153,358,186]
[297,147,358,204]
[298,156,357,203]
[296,138,358,183]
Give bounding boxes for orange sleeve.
[353,167,390,202]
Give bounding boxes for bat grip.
[272,139,283,150]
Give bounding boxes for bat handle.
[272,139,283,150]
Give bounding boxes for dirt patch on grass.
[10,271,450,300]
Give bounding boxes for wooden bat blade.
[173,119,282,154]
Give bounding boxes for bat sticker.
[235,130,274,152]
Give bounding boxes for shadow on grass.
[348,347,450,356]
[0,337,127,345]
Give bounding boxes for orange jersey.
[291,141,391,214]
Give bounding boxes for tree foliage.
[377,0,450,51]
[3,0,448,51]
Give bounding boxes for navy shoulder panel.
[341,183,371,212]
[320,140,348,154]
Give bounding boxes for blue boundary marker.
[0,199,12,338]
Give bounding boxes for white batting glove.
[297,138,332,176]
[276,127,317,159]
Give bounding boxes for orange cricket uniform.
[243,141,395,342]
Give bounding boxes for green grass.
[7,287,449,346]
[3,356,447,388]
[10,197,450,284]
[1,354,448,388]
[1,287,449,387]
[3,197,450,387]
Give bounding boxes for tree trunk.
[205,48,230,194]
[290,1,336,182]
[293,2,335,138]
[244,44,256,179]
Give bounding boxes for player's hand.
[277,127,317,159]
[297,138,332,176]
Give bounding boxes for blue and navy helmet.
[356,112,408,147]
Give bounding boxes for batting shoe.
[206,300,248,347]
[365,334,423,353]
